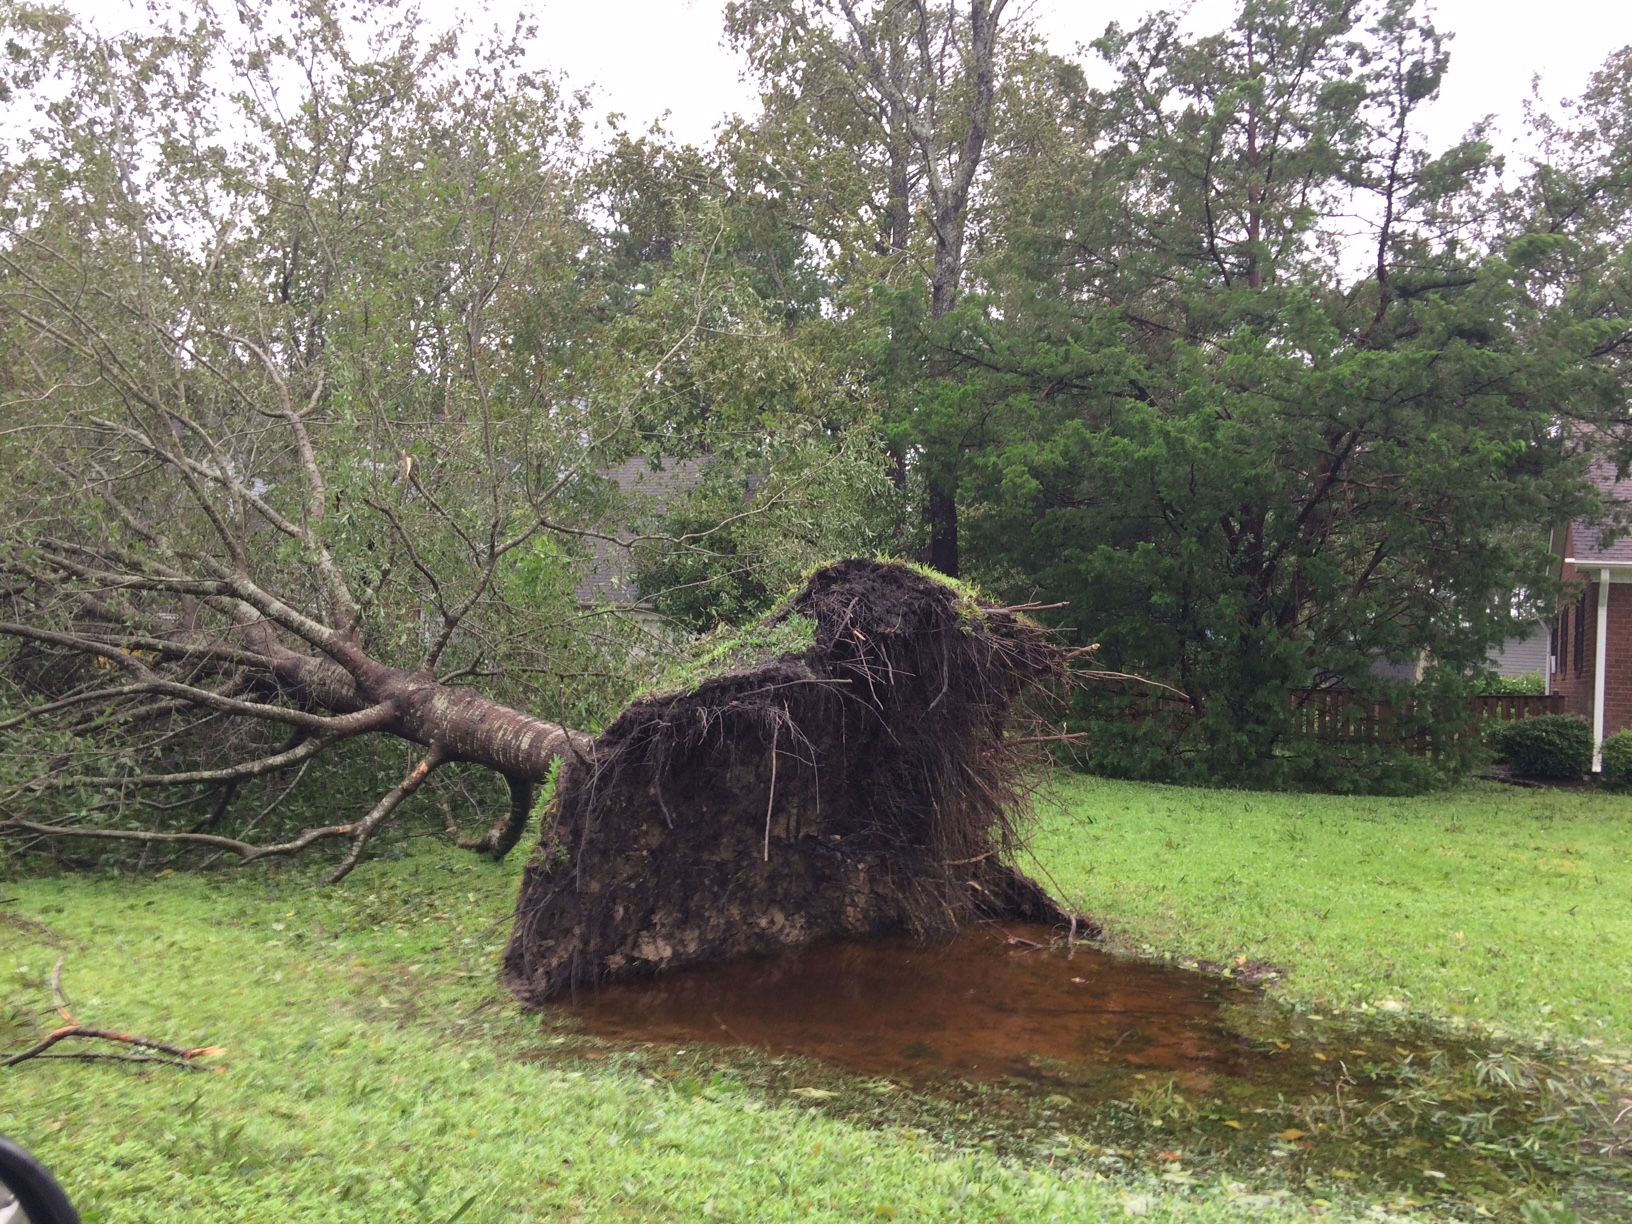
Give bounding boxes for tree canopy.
[2,0,1630,876]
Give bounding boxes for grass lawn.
[0,851,1290,1223]
[1031,776,1632,1050]
[0,776,1627,1221]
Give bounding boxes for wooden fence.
[1290,689,1563,750]
[1467,693,1565,722]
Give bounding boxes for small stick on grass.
[1,957,223,1072]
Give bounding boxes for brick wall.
[1552,530,1632,737]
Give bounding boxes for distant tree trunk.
[927,478,960,579]
[834,0,1012,579]
[883,101,913,255]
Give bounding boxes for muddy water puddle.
[561,925,1632,1219]
[568,924,1257,1088]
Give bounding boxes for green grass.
[0,851,1291,1223]
[4,776,1630,1221]
[1030,775,1632,1049]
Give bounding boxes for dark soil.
[503,559,1089,1004]
[1476,764,1595,790]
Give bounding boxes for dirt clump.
[503,558,1089,1005]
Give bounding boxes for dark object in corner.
[0,1134,80,1224]
[504,559,1092,1004]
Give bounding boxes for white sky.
[518,0,1632,156]
[67,0,1632,156]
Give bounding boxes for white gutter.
[1594,567,1610,772]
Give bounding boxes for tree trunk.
[927,476,960,579]
[929,203,967,321]
[253,640,587,783]
[0,612,589,876]
[883,104,912,255]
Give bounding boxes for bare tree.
[831,0,1010,320]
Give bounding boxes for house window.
[1559,614,1568,676]
[1575,593,1588,676]
[1550,620,1559,675]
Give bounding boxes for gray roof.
[1568,456,1632,565]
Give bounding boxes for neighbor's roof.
[1568,456,1632,565]
[574,456,703,607]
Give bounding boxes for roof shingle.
[1568,456,1632,565]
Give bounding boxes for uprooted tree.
[0,1,890,877]
[0,4,612,878]
[504,558,1085,1001]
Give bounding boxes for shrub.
[1494,715,1593,780]
[1477,672,1547,696]
[1599,729,1632,786]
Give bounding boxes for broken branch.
[1,958,222,1071]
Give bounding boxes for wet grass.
[1,775,1629,1220]
[1029,776,1632,1049]
[1,851,1296,1223]
[1022,775,1632,1219]
[555,924,1632,1221]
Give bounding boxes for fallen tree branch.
[324,748,447,883]
[27,704,394,789]
[1,1025,220,1070]
[1,958,222,1071]
[1,818,359,863]
[11,1050,208,1068]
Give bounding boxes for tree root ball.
[502,558,1092,1004]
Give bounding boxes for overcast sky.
[70,0,1632,157]
[523,0,1632,157]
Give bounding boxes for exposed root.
[455,774,537,860]
[505,558,1094,1004]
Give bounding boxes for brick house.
[1551,460,1632,770]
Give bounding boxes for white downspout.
[1594,567,1610,772]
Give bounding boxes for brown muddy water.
[568,923,1254,1088]
[560,924,1632,1220]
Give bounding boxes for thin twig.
[14,1051,209,1069]
[1002,931,1047,950]
[1,818,359,863]
[763,720,780,862]
[1074,668,1191,699]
